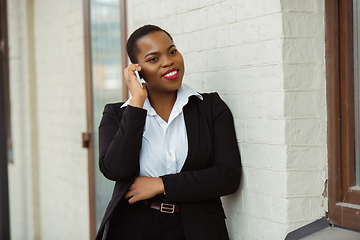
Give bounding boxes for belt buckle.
[160,203,175,213]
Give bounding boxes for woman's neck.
[148,90,177,122]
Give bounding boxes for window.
[83,0,128,238]
[326,0,360,230]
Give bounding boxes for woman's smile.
[162,68,180,80]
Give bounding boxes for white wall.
[7,0,37,238]
[127,0,327,239]
[6,0,327,239]
[282,0,327,233]
[7,0,90,239]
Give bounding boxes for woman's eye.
[170,49,177,55]
[148,57,158,62]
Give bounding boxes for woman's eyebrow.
[143,45,176,59]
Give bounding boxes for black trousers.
[106,200,186,240]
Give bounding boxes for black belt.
[139,200,180,213]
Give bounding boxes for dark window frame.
[326,0,360,230]
[0,0,11,238]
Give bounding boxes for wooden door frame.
[326,0,360,230]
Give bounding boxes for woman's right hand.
[124,63,147,108]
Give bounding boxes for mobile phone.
[135,70,145,88]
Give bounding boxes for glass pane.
[354,0,360,186]
[90,0,124,229]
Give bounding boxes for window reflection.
[90,0,123,229]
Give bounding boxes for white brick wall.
[127,0,326,239]
[283,0,327,233]
[7,0,37,238]
[7,0,326,239]
[7,0,89,239]
[33,0,89,239]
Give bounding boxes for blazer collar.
[181,96,200,171]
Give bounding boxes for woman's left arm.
[161,94,242,203]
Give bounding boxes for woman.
[96,25,241,240]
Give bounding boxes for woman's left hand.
[125,177,165,204]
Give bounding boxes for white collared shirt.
[121,84,203,177]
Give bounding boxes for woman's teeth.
[164,70,177,77]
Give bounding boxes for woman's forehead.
[137,31,174,53]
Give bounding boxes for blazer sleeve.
[98,104,147,181]
[161,93,241,202]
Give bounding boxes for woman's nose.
[161,56,173,67]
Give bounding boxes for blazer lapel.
[181,98,199,171]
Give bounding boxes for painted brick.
[287,197,325,222]
[258,13,283,40]
[233,118,246,142]
[162,14,183,35]
[243,190,273,220]
[135,4,149,24]
[283,64,320,90]
[271,196,288,222]
[186,0,202,10]
[218,69,243,94]
[200,0,216,6]
[227,212,251,238]
[248,215,265,239]
[207,48,227,70]
[283,13,317,37]
[245,119,262,142]
[262,119,286,143]
[241,40,282,66]
[237,93,248,117]
[264,0,282,14]
[282,0,316,12]
[224,46,242,69]
[242,65,284,92]
[267,91,285,117]
[262,219,288,240]
[229,22,245,46]
[284,91,320,117]
[183,51,207,73]
[285,119,325,145]
[268,144,288,170]
[200,27,217,49]
[216,25,230,48]
[182,8,207,32]
[283,38,317,63]
[166,0,189,15]
[222,188,243,213]
[202,70,226,93]
[221,93,239,118]
[287,170,325,196]
[206,0,236,26]
[287,146,325,170]
[184,72,203,92]
[247,93,267,118]
[188,31,202,52]
[173,33,190,53]
[243,18,259,43]
[246,168,287,195]
[241,143,271,168]
[236,0,265,21]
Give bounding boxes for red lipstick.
[162,68,179,80]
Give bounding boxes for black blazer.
[96,92,241,240]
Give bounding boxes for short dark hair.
[126,25,173,63]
